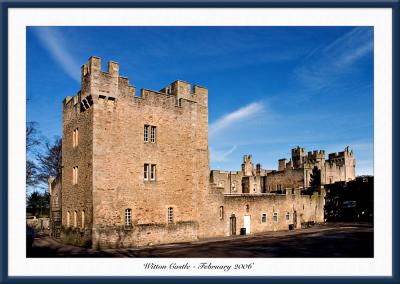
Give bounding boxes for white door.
[243,215,251,235]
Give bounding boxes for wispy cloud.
[210,145,238,162]
[209,102,264,137]
[294,27,373,91]
[34,27,81,82]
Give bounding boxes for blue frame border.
[0,1,399,283]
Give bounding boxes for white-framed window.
[273,212,278,222]
[261,213,267,223]
[232,182,236,191]
[150,164,156,180]
[144,125,149,142]
[167,207,173,224]
[219,206,224,220]
[72,166,78,185]
[73,211,77,227]
[286,212,290,221]
[144,164,149,180]
[151,126,156,143]
[81,211,85,229]
[73,128,79,147]
[66,211,70,227]
[125,208,132,226]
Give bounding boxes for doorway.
[230,214,236,235]
[243,215,251,234]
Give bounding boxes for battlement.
[160,80,208,106]
[307,150,325,161]
[292,146,306,156]
[63,56,208,115]
[328,146,353,161]
[243,154,253,163]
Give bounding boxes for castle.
[48,57,356,248]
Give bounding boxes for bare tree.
[26,122,41,187]
[36,137,62,183]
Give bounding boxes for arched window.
[66,211,70,227]
[81,211,85,228]
[125,208,132,226]
[167,207,173,224]
[73,211,77,227]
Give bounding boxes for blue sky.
[27,26,374,175]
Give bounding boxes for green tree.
[27,191,50,217]
[309,166,321,188]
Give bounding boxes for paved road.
[28,222,373,258]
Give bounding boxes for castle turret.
[242,155,254,176]
[291,146,306,169]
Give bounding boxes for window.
[219,206,224,220]
[73,211,77,227]
[73,128,79,147]
[168,207,173,224]
[286,212,290,221]
[245,204,250,213]
[150,164,156,180]
[151,126,156,143]
[232,182,236,192]
[261,213,267,223]
[253,184,257,192]
[81,211,85,229]
[144,125,149,142]
[273,212,278,222]
[72,166,78,185]
[125,208,132,226]
[67,211,70,227]
[144,164,149,180]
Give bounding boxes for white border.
[8,8,392,277]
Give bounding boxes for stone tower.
[61,56,209,248]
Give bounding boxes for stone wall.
[61,88,94,246]
[76,57,210,248]
[93,221,198,249]
[265,168,305,191]
[197,186,325,238]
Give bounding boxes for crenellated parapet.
[306,150,325,165]
[327,146,354,166]
[63,56,208,116]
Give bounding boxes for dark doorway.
[230,214,236,235]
